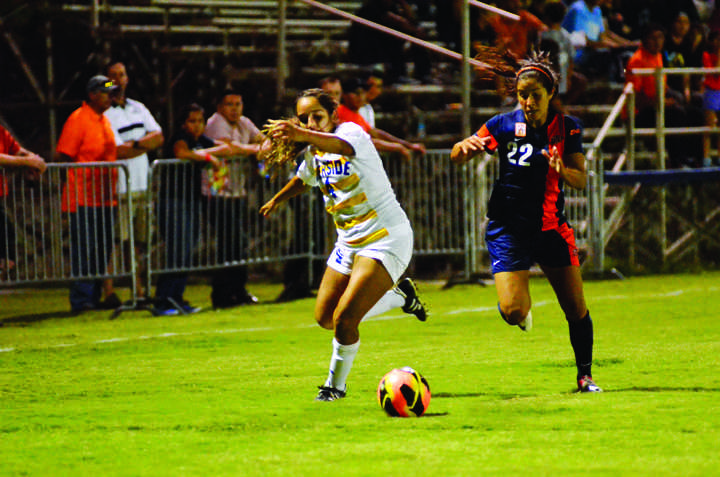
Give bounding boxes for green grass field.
[2,273,719,476]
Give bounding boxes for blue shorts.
[485,220,580,274]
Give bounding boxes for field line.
[0,286,714,354]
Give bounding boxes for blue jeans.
[155,198,201,306]
[68,206,116,311]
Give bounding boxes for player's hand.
[450,135,491,163]
[542,146,564,175]
[259,198,279,217]
[266,119,303,143]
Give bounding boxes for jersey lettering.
[334,247,344,264]
[507,142,533,167]
[318,159,350,178]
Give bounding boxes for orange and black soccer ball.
[377,367,431,417]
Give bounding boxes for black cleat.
[577,375,603,393]
[315,386,346,401]
[397,278,428,322]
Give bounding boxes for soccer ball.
[377,367,431,417]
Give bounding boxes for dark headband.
[516,66,554,86]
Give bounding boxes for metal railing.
[0,152,497,315]
[0,162,134,288]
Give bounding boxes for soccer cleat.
[518,310,533,332]
[577,375,603,393]
[180,302,202,314]
[314,386,347,402]
[397,278,428,322]
[151,306,179,317]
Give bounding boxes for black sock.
[568,311,593,379]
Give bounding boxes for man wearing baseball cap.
[55,75,123,313]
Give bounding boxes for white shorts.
[327,223,413,283]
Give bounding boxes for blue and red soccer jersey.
[478,108,583,233]
[477,109,584,272]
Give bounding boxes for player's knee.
[499,303,530,326]
[315,312,334,330]
[333,310,361,334]
[565,307,588,322]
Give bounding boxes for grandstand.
[0,0,623,153]
[2,1,720,277]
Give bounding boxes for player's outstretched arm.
[260,176,308,217]
[267,119,353,156]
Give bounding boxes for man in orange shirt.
[55,75,123,312]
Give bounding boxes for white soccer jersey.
[297,121,409,247]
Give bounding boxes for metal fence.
[0,162,134,288]
[144,151,482,290]
[1,151,594,314]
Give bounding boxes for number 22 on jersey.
[507,142,533,167]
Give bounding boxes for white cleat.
[518,310,532,332]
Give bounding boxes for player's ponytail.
[472,48,558,98]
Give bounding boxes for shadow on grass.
[434,392,534,400]
[607,387,720,393]
[0,310,79,326]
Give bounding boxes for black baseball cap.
[87,75,118,94]
[341,77,368,94]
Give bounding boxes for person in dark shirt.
[451,53,601,393]
[153,103,235,316]
[348,0,432,84]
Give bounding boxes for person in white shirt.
[203,90,263,308]
[259,88,428,402]
[358,74,383,128]
[103,60,164,307]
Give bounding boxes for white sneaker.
[518,310,532,332]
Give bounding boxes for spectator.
[618,0,700,40]
[319,76,342,105]
[0,125,47,278]
[203,89,262,309]
[103,60,164,307]
[686,22,708,98]
[540,1,587,106]
[435,0,463,53]
[154,103,239,316]
[562,0,637,82]
[359,73,384,128]
[55,75,122,313]
[337,78,425,161]
[663,11,695,103]
[625,23,696,168]
[348,0,432,84]
[487,0,547,60]
[702,29,720,166]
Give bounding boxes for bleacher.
[19,1,627,150]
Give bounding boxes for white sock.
[362,288,405,321]
[324,338,360,391]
